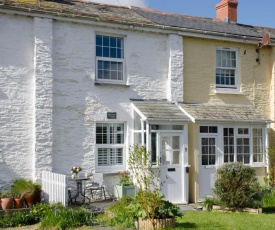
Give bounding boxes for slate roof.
[0,0,155,25]
[179,103,272,123]
[132,100,189,121]
[132,7,262,38]
[1,0,275,41]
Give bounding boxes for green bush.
[0,210,37,228]
[39,205,94,229]
[103,196,136,228]
[214,162,261,209]
[0,203,95,229]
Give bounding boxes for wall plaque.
[107,112,117,119]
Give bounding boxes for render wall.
[0,13,184,194]
[183,37,272,118]
[51,21,170,178]
[0,14,34,184]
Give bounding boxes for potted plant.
[12,178,42,208]
[128,145,182,230]
[12,192,24,209]
[0,189,14,210]
[114,171,136,199]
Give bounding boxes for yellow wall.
[183,37,272,119]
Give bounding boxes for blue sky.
[92,0,275,28]
[147,0,275,28]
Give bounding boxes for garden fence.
[42,171,68,207]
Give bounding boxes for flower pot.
[14,197,24,209]
[114,184,136,199]
[72,173,79,179]
[25,191,41,208]
[1,198,13,210]
[138,217,175,230]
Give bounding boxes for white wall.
[0,13,184,195]
[0,14,34,185]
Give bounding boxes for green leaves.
[214,162,261,209]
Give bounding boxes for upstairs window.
[216,47,238,89]
[96,35,124,83]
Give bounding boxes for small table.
[70,177,91,204]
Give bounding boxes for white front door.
[199,136,217,200]
[160,133,184,203]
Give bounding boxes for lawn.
[173,211,275,230]
[3,210,275,230]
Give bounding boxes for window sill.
[214,88,243,95]
[94,82,130,87]
[95,166,125,173]
[251,163,267,168]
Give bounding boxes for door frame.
[146,122,188,204]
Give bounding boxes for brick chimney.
[215,0,238,23]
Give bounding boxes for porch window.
[223,128,234,163]
[221,126,264,165]
[201,137,216,165]
[96,35,124,83]
[216,47,238,89]
[96,123,125,171]
[253,128,263,163]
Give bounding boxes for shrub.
[103,196,136,228]
[214,162,261,209]
[39,205,94,229]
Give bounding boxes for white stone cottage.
[1,0,275,203]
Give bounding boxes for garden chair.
[84,173,106,201]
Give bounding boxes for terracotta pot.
[14,198,24,209]
[24,191,41,208]
[1,198,13,210]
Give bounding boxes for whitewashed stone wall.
[0,13,184,193]
[0,14,34,187]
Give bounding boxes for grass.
[172,211,275,230]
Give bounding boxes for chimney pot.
[215,0,238,23]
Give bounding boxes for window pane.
[103,36,109,46]
[216,49,237,88]
[96,35,124,81]
[96,35,102,45]
[151,132,157,164]
[253,128,263,162]
[172,151,180,164]
[200,126,208,133]
[172,136,180,149]
[96,45,102,57]
[98,148,108,166]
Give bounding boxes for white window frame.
[215,47,239,93]
[199,125,266,167]
[95,122,126,173]
[95,34,126,84]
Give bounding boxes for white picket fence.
[42,171,68,207]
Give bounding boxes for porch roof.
[131,99,190,121]
[179,103,272,123]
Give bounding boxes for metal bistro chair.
[85,173,106,201]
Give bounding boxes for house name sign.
[107,112,117,119]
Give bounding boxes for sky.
[91,0,275,28]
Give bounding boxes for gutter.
[0,5,274,45]
[192,118,273,124]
